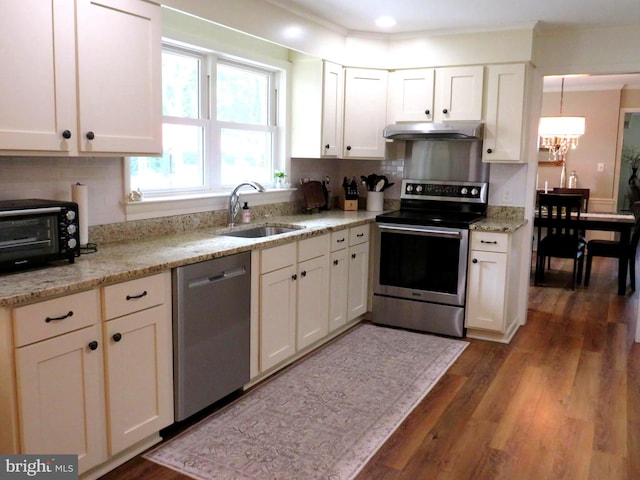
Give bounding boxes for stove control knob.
[471,188,479,196]
[461,187,469,195]
[406,184,413,193]
[415,185,423,193]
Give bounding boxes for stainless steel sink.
[222,225,303,238]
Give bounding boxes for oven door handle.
[378,224,462,239]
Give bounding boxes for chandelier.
[538,77,585,163]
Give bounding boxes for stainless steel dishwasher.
[172,252,250,421]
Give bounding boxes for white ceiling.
[268,0,640,35]
[268,0,640,90]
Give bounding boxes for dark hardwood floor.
[101,256,640,480]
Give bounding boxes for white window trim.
[124,39,292,221]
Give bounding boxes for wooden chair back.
[552,187,590,212]
[538,193,583,238]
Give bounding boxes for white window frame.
[125,41,291,221]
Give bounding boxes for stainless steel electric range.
[373,179,488,337]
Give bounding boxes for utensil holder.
[366,191,384,212]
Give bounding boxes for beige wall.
[537,89,622,201]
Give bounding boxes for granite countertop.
[470,217,528,233]
[0,211,379,308]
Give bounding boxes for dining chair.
[535,193,586,290]
[583,202,640,291]
[552,187,590,212]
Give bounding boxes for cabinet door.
[343,68,388,158]
[0,0,76,152]
[347,241,370,320]
[466,250,507,332]
[76,0,161,154]
[435,66,484,122]
[322,61,344,156]
[297,255,330,349]
[482,63,526,162]
[387,69,435,122]
[260,265,297,371]
[104,305,173,455]
[15,325,106,474]
[329,248,349,331]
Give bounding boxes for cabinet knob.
[45,311,73,323]
[472,258,478,264]
[352,253,356,259]
[291,274,297,281]
[333,259,339,266]
[301,270,307,278]
[424,109,430,115]
[62,130,72,139]
[325,144,330,149]
[486,148,493,154]
[86,131,95,140]
[112,332,122,342]
[88,340,99,351]
[442,108,449,114]
[346,145,352,151]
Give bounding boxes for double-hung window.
[129,44,280,199]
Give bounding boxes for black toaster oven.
[0,199,80,272]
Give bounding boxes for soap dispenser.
[241,202,251,223]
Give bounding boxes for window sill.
[124,188,297,221]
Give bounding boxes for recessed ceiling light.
[375,16,396,28]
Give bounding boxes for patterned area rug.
[145,323,468,480]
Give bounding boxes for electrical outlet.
[597,163,605,172]
[502,190,512,204]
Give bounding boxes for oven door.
[374,222,469,307]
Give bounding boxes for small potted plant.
[274,170,286,188]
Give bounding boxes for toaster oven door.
[0,214,60,268]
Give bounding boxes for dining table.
[534,211,636,295]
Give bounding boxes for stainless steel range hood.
[383,122,483,140]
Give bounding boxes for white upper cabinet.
[434,66,484,122]
[482,63,527,163]
[387,69,435,123]
[291,60,344,158]
[321,62,344,156]
[343,68,388,159]
[0,0,76,152]
[0,0,162,156]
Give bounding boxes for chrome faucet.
[228,181,266,226]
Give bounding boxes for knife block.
[338,191,358,211]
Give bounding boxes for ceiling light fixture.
[538,77,586,186]
[375,16,396,28]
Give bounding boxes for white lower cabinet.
[260,231,370,373]
[329,225,370,333]
[14,290,106,474]
[102,273,173,455]
[296,235,330,349]
[465,229,523,343]
[12,272,173,476]
[259,243,298,371]
[15,322,107,473]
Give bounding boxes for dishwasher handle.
[188,266,247,289]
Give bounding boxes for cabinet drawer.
[261,242,296,273]
[349,224,370,246]
[471,231,508,253]
[14,289,100,347]
[103,273,166,320]
[330,230,348,252]
[298,234,329,262]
